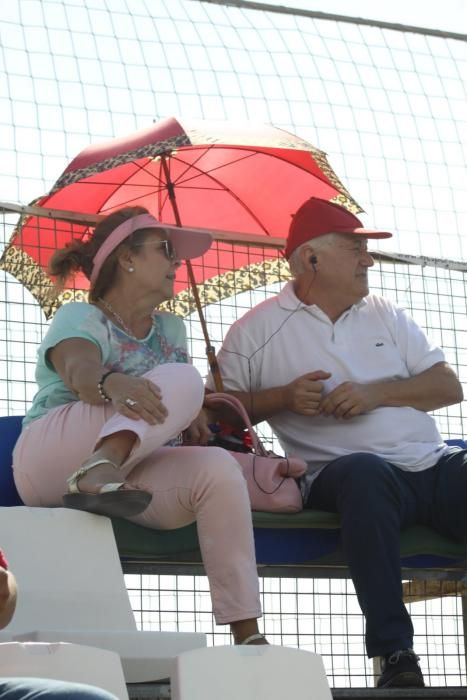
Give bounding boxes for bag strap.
[204,392,267,456]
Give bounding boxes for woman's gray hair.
[288,232,338,277]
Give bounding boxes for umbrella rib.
[170,146,332,189]
[89,142,334,194]
[93,150,269,232]
[169,149,259,187]
[169,145,214,186]
[78,143,346,232]
[99,189,164,212]
[174,154,272,235]
[169,147,336,196]
[95,156,189,215]
[167,146,358,224]
[96,158,167,213]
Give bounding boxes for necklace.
[98,298,136,338]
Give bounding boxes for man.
[0,549,118,700]
[0,550,17,630]
[207,196,465,688]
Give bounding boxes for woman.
[12,207,267,646]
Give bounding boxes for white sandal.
[62,457,151,518]
[240,634,268,645]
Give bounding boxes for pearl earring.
[128,266,134,272]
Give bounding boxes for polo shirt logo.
[375,342,384,347]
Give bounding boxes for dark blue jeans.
[306,449,467,658]
[0,679,117,700]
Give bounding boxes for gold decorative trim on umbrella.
[186,126,325,153]
[0,242,292,320]
[0,245,61,319]
[160,258,292,318]
[2,239,460,322]
[309,150,362,214]
[51,133,192,194]
[330,193,362,214]
[0,244,92,318]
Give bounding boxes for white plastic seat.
[0,507,206,682]
[172,645,332,700]
[0,642,128,700]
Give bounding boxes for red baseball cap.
[285,197,392,259]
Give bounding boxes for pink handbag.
[204,393,306,513]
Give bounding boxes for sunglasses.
[134,239,177,262]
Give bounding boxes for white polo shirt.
[207,282,448,493]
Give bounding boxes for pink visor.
[90,213,212,284]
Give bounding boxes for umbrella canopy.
[0,117,361,317]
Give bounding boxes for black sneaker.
[377,649,425,688]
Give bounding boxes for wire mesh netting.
[1,209,466,431]
[125,573,467,687]
[1,0,466,259]
[1,0,466,688]
[1,208,466,686]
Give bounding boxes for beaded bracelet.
[97,370,117,403]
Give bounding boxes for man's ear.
[301,247,317,271]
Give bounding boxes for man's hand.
[183,409,213,446]
[320,382,380,419]
[0,567,9,606]
[284,370,332,416]
[0,566,17,629]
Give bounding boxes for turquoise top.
[23,302,189,427]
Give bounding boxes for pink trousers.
[12,363,261,625]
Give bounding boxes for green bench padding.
[112,510,467,566]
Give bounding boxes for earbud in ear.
[310,255,317,266]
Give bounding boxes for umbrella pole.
[160,154,224,392]
[185,260,224,392]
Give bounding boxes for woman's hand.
[183,409,213,445]
[49,338,166,424]
[103,372,168,425]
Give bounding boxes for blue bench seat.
[2,415,466,580]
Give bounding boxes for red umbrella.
[1,117,361,385]
[1,116,361,302]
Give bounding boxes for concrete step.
[128,683,467,700]
[334,690,467,700]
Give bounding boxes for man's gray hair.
[288,232,339,277]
